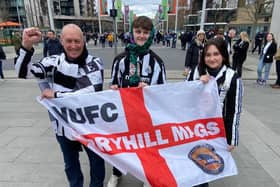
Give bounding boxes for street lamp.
[47,0,55,30]
[200,0,207,30]
[16,0,22,29]
[110,0,118,56]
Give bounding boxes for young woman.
[232,31,250,77]
[184,30,206,76]
[256,33,277,85]
[109,16,166,187]
[187,37,243,187]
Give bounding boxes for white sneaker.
[107,175,120,187]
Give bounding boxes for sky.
[106,0,161,18]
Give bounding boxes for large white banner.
[38,80,237,187]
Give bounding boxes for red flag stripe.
[119,88,177,187]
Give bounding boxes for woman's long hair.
[240,31,250,42]
[198,37,230,75]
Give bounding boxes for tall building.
[24,0,46,28]
[184,0,274,37]
[185,0,238,31]
[1,0,27,26]
[52,0,105,31]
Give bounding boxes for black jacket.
[185,39,204,70]
[262,42,277,63]
[43,38,63,57]
[0,46,6,60]
[232,39,249,63]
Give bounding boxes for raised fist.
[22,27,42,50]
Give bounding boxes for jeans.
[252,42,262,55]
[56,135,105,187]
[257,56,272,81]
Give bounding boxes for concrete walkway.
[1,79,280,187]
[0,43,279,187]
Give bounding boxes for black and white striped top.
[188,65,243,146]
[15,47,104,137]
[111,50,166,88]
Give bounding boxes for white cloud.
[106,0,161,18]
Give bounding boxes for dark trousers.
[56,135,105,187]
[113,166,122,177]
[0,61,4,79]
[166,40,170,47]
[232,59,244,78]
[275,60,280,85]
[193,183,209,187]
[252,42,262,54]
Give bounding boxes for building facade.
[1,0,27,26]
[185,0,239,32]
[51,0,98,31]
[184,0,274,38]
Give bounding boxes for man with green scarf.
[108,16,166,187]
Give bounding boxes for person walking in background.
[43,29,63,57]
[184,30,206,76]
[252,31,264,55]
[270,46,280,89]
[12,31,22,55]
[15,24,105,187]
[0,45,6,79]
[108,16,166,187]
[225,28,236,55]
[187,37,243,187]
[107,32,113,47]
[100,33,106,48]
[232,31,250,77]
[256,33,277,85]
[180,31,187,50]
[186,31,194,48]
[93,32,98,46]
[166,32,171,47]
[171,31,177,48]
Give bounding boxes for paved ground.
[0,43,279,187]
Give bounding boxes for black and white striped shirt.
[188,65,243,146]
[111,50,166,88]
[15,47,104,137]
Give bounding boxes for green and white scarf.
[127,28,155,86]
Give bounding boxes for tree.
[244,0,274,39]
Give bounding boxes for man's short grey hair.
[61,24,83,38]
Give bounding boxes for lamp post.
[110,0,118,56]
[97,0,102,34]
[200,0,207,30]
[174,0,179,33]
[16,0,22,29]
[47,0,55,30]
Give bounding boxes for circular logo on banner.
[188,144,224,175]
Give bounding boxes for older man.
[15,24,105,187]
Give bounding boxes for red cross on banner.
[120,88,177,186]
[39,80,238,187]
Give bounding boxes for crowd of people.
[0,14,276,187]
